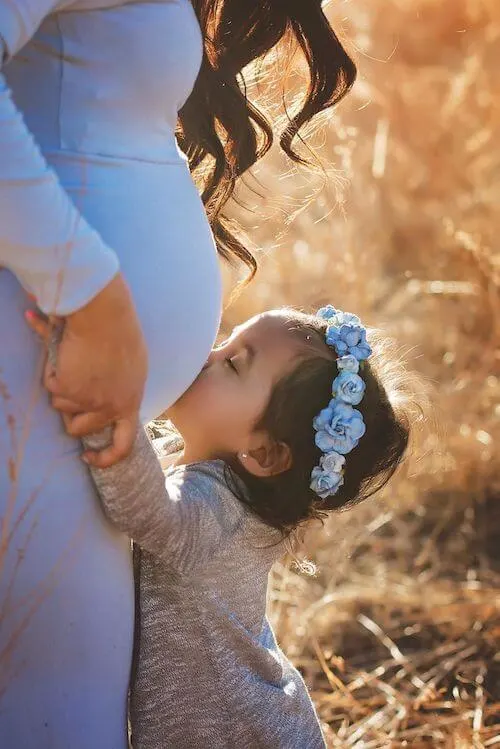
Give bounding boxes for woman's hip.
[0,269,134,670]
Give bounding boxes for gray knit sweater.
[83,426,326,749]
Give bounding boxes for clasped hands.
[25,273,148,468]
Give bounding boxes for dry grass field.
[209,0,500,745]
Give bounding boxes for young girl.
[27,305,410,748]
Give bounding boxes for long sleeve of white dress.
[0,0,121,315]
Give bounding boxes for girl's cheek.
[173,379,209,417]
[188,372,214,399]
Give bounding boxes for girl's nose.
[203,350,218,369]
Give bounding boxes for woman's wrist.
[66,272,135,332]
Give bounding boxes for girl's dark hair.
[227,311,411,537]
[178,0,356,280]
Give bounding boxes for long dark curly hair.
[178,0,357,281]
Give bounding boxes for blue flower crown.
[310,305,373,500]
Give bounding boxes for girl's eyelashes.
[226,356,238,374]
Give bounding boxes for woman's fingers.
[42,358,92,405]
[24,309,51,342]
[43,358,62,395]
[61,412,74,431]
[25,310,68,396]
[63,410,111,438]
[82,418,136,469]
[51,396,83,414]
[43,362,86,403]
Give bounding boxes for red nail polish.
[25,309,35,320]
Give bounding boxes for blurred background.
[206,0,500,745]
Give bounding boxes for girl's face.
[167,312,305,461]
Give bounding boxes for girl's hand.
[25,273,148,468]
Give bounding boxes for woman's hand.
[26,273,148,468]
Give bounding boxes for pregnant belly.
[47,150,223,422]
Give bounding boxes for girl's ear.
[237,432,292,477]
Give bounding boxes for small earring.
[240,452,248,460]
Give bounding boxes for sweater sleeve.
[0,0,120,315]
[82,427,228,575]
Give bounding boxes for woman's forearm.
[0,10,119,315]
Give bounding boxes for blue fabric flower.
[312,399,337,432]
[317,305,338,322]
[310,305,371,500]
[326,321,372,361]
[320,451,345,475]
[310,465,344,498]
[336,354,360,374]
[332,311,361,327]
[314,401,366,455]
[332,371,366,406]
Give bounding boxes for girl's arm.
[82,427,226,574]
[0,0,123,315]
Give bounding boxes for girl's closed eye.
[226,356,238,374]
[226,345,254,375]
